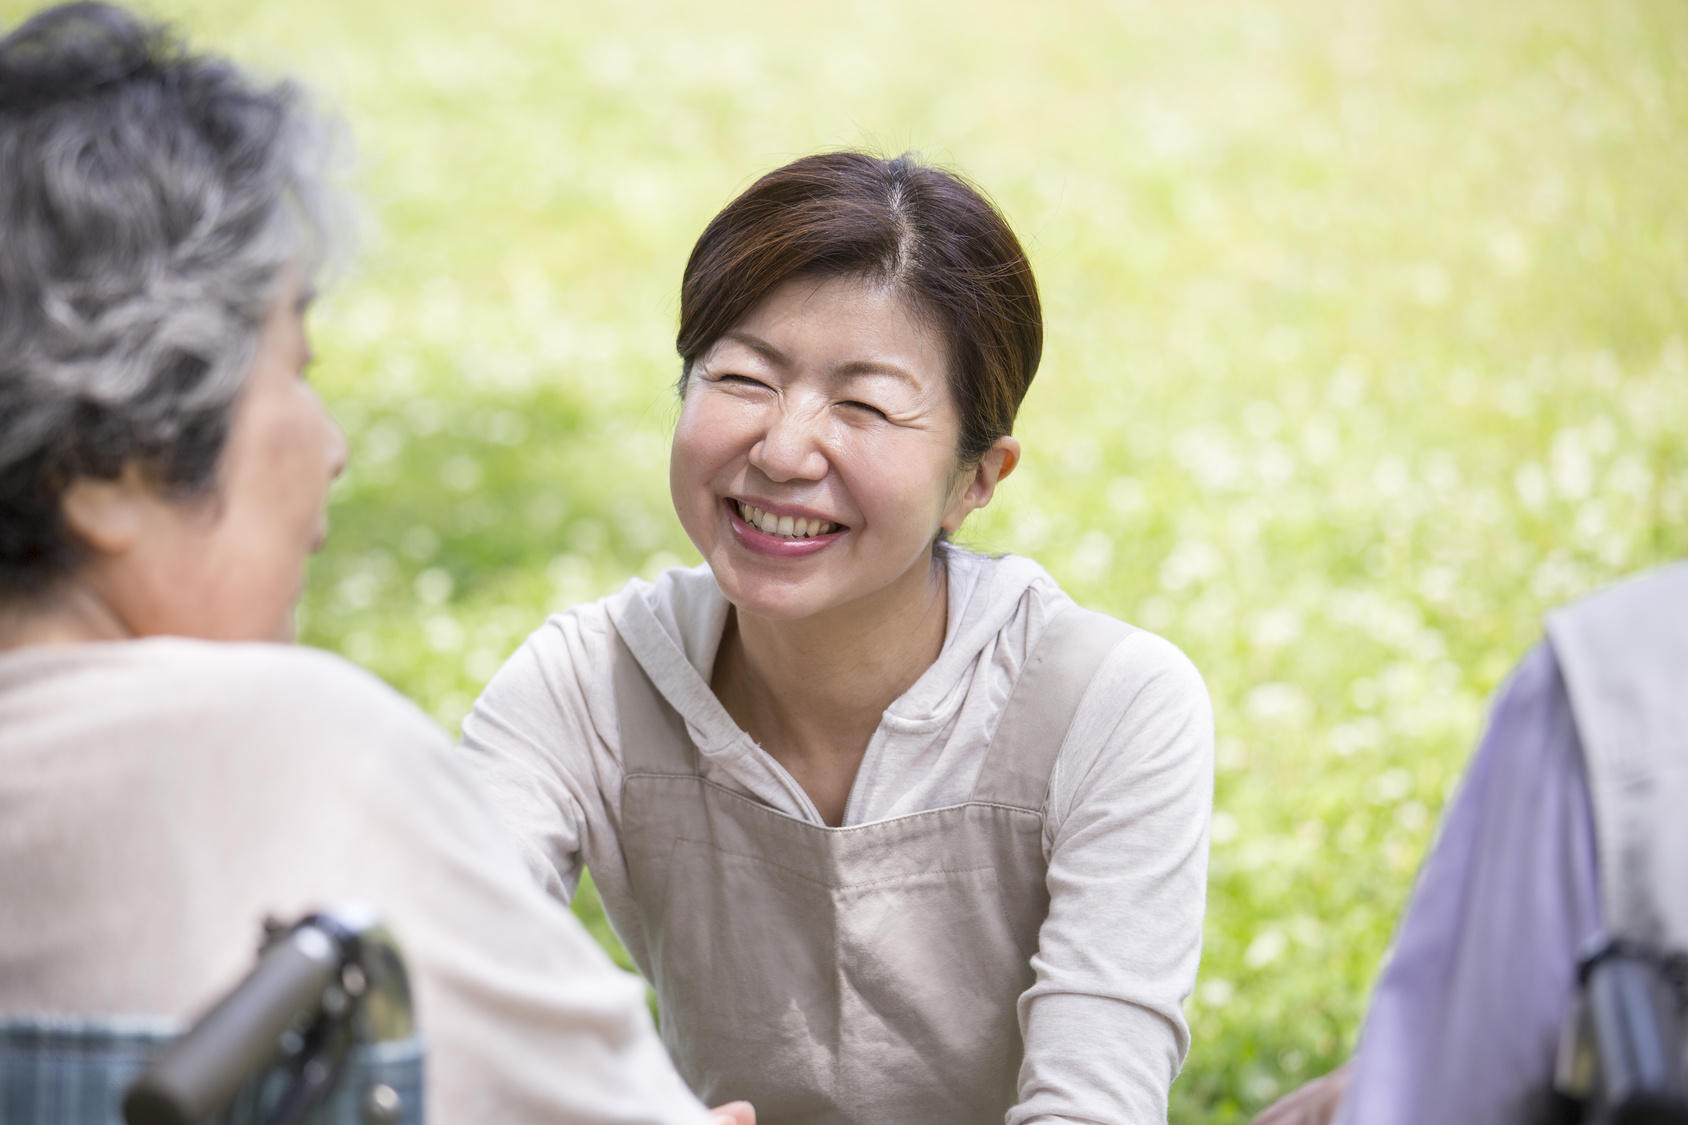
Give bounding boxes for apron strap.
[970,605,1135,812]
[612,632,700,776]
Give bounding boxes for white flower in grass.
[1244,928,1288,970]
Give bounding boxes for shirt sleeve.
[1333,643,1602,1125]
[254,655,713,1124]
[457,612,615,903]
[1012,631,1215,1124]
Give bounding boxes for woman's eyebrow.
[834,360,916,385]
[719,331,916,385]
[719,330,786,365]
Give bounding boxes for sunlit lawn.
[11,0,1686,1116]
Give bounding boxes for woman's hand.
[710,1100,755,1125]
[1250,1064,1349,1125]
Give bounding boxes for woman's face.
[104,274,347,641]
[670,274,1001,626]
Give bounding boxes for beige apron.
[608,606,1132,1124]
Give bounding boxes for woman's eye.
[841,400,888,419]
[717,373,769,389]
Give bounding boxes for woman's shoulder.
[598,563,730,684]
[477,575,657,698]
[520,564,718,656]
[1037,607,1213,827]
[1036,612,1210,744]
[479,566,722,708]
[952,549,1207,693]
[467,563,726,748]
[1091,619,1208,704]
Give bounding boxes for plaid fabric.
[0,1016,424,1124]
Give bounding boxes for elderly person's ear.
[60,469,153,554]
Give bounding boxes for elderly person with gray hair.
[0,4,746,1122]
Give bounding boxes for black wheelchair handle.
[1573,938,1688,1124]
[122,924,343,1125]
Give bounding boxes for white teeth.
[736,502,839,539]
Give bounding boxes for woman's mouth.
[732,500,842,540]
[726,499,847,558]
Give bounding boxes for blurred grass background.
[7,0,1686,1117]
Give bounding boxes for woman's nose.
[749,406,828,482]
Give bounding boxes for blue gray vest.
[1547,562,1688,948]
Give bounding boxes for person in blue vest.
[1254,562,1688,1124]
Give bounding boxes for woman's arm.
[458,610,620,903]
[1013,631,1215,1123]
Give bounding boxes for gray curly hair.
[0,1,349,598]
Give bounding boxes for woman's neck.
[711,555,951,823]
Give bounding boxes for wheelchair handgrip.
[1584,948,1688,1123]
[122,925,343,1125]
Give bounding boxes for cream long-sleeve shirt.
[461,550,1214,1123]
[0,638,711,1125]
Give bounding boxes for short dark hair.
[676,151,1042,466]
[0,2,344,599]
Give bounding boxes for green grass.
[8,0,1686,1117]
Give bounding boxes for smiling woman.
[672,274,1003,627]
[462,151,1216,1124]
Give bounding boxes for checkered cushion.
[0,1016,423,1124]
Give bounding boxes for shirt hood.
[603,551,1062,750]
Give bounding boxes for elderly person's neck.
[0,585,136,651]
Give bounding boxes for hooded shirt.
[461,549,1213,1123]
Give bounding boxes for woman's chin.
[709,564,833,625]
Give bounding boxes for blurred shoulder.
[111,637,448,753]
[167,636,423,702]
[1550,559,1688,629]
[0,638,466,836]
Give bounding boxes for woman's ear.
[941,435,1021,533]
[59,468,151,555]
